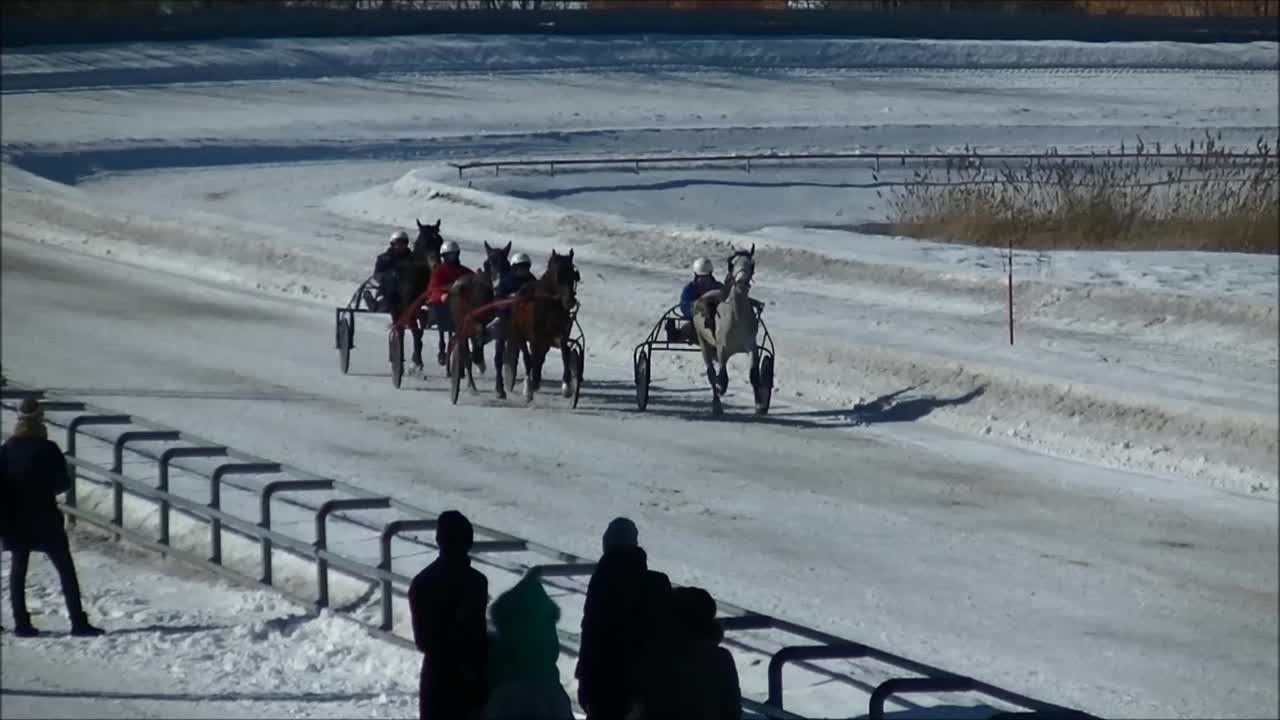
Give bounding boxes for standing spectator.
[1,397,103,638]
[408,510,489,720]
[575,517,672,720]
[640,586,742,720]
[483,571,573,720]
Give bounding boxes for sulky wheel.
[337,317,352,375]
[389,330,404,389]
[753,353,774,415]
[634,350,651,411]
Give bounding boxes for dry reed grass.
[883,133,1280,254]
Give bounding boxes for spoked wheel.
[389,330,404,389]
[634,350,651,411]
[753,352,774,415]
[448,338,467,405]
[337,317,352,374]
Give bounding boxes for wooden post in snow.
[1007,234,1015,346]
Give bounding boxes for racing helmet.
[692,257,714,276]
[390,230,409,245]
[511,252,532,267]
[441,240,460,256]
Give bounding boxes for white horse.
[691,246,762,416]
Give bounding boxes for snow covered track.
[2,34,1278,720]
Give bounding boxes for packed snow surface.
[2,33,1277,720]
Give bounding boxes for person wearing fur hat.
[1,397,103,637]
[638,586,741,720]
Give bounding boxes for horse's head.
[541,248,580,308]
[414,218,444,267]
[482,240,512,286]
[726,244,755,289]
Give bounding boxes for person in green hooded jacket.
[483,570,574,720]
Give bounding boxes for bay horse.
[388,218,443,372]
[444,241,510,393]
[692,245,760,416]
[501,249,580,403]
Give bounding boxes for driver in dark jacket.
[365,230,412,310]
[487,252,537,399]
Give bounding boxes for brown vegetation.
[883,134,1280,254]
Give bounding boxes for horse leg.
[494,338,508,400]
[465,336,479,393]
[559,343,575,398]
[703,347,723,417]
[411,324,425,371]
[472,334,487,375]
[522,343,540,401]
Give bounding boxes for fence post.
[379,518,439,630]
[315,498,391,608]
[207,462,281,564]
[766,644,870,709]
[156,446,227,547]
[63,414,132,523]
[868,676,978,720]
[258,479,334,585]
[110,430,180,526]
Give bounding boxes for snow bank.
[5,155,1274,495]
[1,524,425,719]
[3,35,1275,91]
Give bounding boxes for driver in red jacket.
[425,241,473,337]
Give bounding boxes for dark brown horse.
[445,241,510,393]
[501,249,580,403]
[391,218,444,371]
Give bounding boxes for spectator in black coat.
[575,517,673,720]
[408,510,489,720]
[1,397,103,638]
[640,586,741,720]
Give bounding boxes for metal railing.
[0,385,1101,720]
[448,148,1273,178]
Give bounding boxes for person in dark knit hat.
[408,509,488,719]
[575,517,672,719]
[1,397,103,637]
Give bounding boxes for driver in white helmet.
[495,252,536,300]
[482,251,538,398]
[367,230,412,310]
[667,257,723,342]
